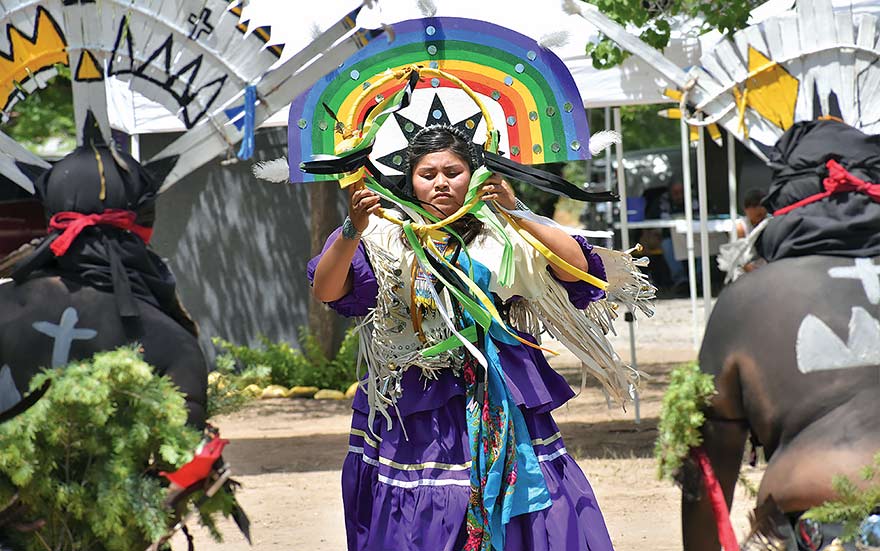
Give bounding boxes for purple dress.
[308,229,615,551]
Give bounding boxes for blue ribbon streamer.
[236,84,257,160]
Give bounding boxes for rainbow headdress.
[288,17,601,180]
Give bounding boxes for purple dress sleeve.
[547,235,607,309]
[306,227,379,317]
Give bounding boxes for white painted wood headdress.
[0,0,384,194]
[566,0,880,158]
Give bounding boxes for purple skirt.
[342,366,615,551]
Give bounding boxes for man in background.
[737,188,769,239]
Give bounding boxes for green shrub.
[654,362,716,481]
[212,327,358,392]
[0,347,233,550]
[804,452,880,541]
[205,353,271,418]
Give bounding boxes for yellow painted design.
[657,107,682,119]
[732,86,750,140]
[339,167,365,188]
[254,27,271,42]
[744,46,798,130]
[662,87,683,101]
[74,50,102,81]
[230,6,248,33]
[0,7,68,110]
[707,122,722,143]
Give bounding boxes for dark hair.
[406,125,477,175]
[404,126,483,244]
[743,188,766,209]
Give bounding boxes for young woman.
[309,126,616,551]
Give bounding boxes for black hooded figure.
[0,115,207,427]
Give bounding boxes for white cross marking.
[828,258,880,305]
[33,307,97,367]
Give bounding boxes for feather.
[588,130,622,156]
[309,22,322,40]
[539,30,569,49]
[416,0,436,17]
[251,158,290,183]
[740,496,793,551]
[561,0,586,16]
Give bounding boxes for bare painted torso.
[700,255,880,512]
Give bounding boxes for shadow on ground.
[554,362,677,391]
[224,417,659,476]
[559,418,658,460]
[221,363,676,476]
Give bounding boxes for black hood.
[757,119,880,261]
[11,115,196,337]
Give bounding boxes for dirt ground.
[174,299,764,551]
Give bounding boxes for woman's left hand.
[481,174,517,210]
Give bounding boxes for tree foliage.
[0,347,202,551]
[2,67,76,153]
[582,0,762,69]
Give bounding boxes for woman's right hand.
[349,186,382,232]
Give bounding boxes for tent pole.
[604,106,613,249]
[131,134,140,162]
[727,130,738,242]
[584,108,592,228]
[681,116,698,350]
[614,108,629,251]
[614,107,640,424]
[696,117,712,326]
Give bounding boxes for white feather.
[539,30,569,49]
[252,157,290,183]
[561,0,581,15]
[588,130,621,156]
[309,22,323,41]
[417,0,437,16]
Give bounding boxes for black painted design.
[187,8,215,41]
[107,18,227,129]
[227,5,281,58]
[375,93,481,173]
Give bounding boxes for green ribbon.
[402,223,493,343]
[421,325,478,357]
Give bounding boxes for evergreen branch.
[654,362,717,481]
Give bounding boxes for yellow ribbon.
[497,210,609,291]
